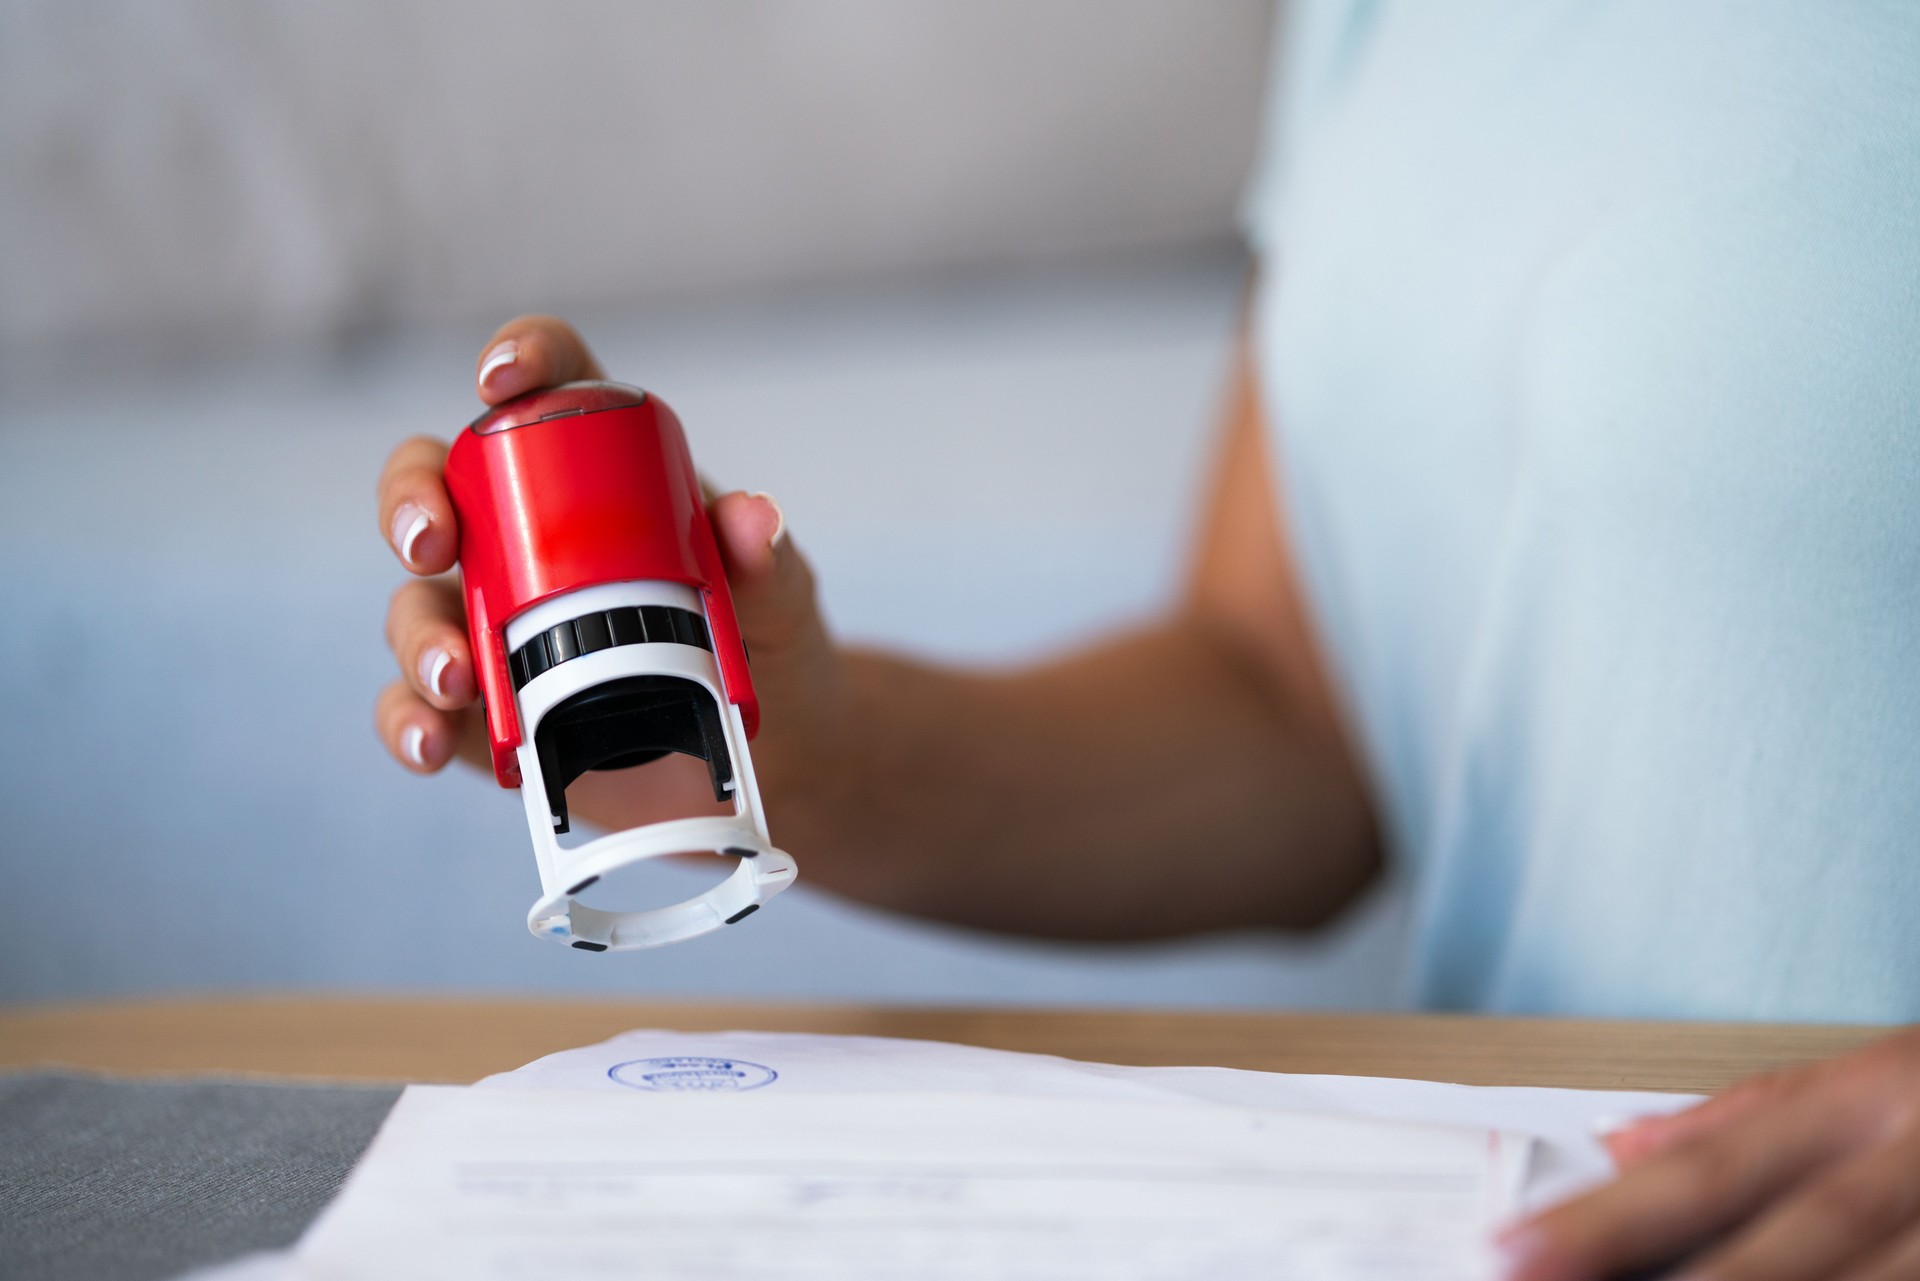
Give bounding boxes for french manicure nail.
[402,724,428,768]
[420,647,453,700]
[751,491,787,548]
[392,502,431,568]
[478,341,519,389]
[1591,1114,1633,1138]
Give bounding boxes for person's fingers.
[474,314,607,403]
[1502,1090,1856,1281]
[709,489,825,666]
[1604,1078,1787,1169]
[1610,1043,1913,1171]
[385,578,477,709]
[1685,1120,1920,1281]
[711,488,786,580]
[375,679,464,774]
[378,436,458,575]
[704,488,854,791]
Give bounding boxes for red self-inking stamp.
[445,380,796,951]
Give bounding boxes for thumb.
[708,491,838,708]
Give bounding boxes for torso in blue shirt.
[1245,0,1920,1020]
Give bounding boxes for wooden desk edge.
[0,995,1892,1095]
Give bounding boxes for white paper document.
[479,1028,1700,1209]
[181,1029,1704,1281]
[292,1085,1525,1281]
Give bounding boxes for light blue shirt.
[1245,0,1920,1021]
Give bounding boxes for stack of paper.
[188,1030,1698,1281]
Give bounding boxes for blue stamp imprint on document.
[609,1057,779,1092]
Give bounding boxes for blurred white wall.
[2,0,1273,354]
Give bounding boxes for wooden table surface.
[0,997,1890,1094]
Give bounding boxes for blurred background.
[0,0,1407,1008]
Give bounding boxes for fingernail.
[402,724,428,768]
[1591,1114,1635,1138]
[392,502,431,568]
[750,491,787,548]
[478,341,519,391]
[419,646,453,700]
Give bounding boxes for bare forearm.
[778,615,1381,940]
